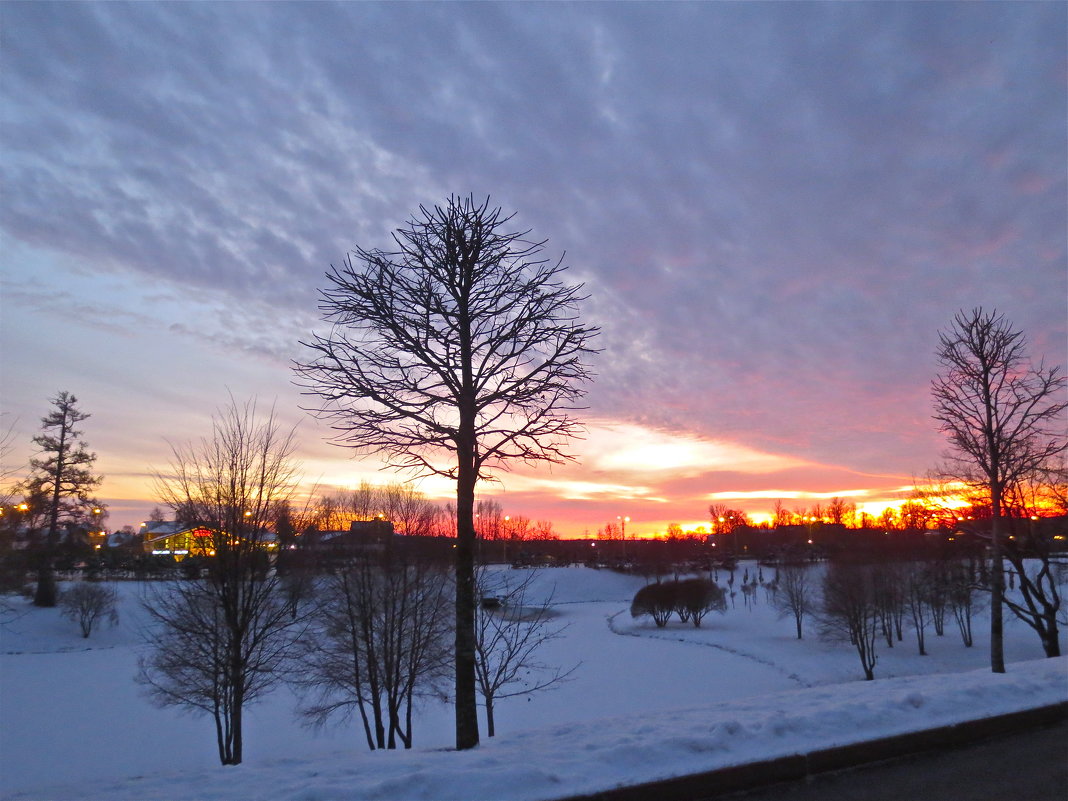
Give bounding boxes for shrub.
[674,578,726,627]
[59,582,119,638]
[630,582,677,627]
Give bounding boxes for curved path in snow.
[605,608,814,688]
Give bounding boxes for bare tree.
[946,559,985,648]
[708,505,749,535]
[59,582,118,638]
[22,392,103,607]
[295,551,452,750]
[772,500,792,529]
[873,562,906,648]
[772,564,813,639]
[932,307,1066,672]
[474,568,575,737]
[826,497,854,527]
[820,562,880,680]
[927,560,950,637]
[295,195,598,749]
[379,482,440,537]
[475,499,506,540]
[0,414,20,506]
[138,398,301,765]
[903,562,933,655]
[1001,521,1064,658]
[345,480,381,523]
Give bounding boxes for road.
[727,718,1068,801]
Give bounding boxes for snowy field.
[2,564,1065,801]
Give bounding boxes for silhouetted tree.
[873,562,906,647]
[820,562,880,680]
[474,568,576,737]
[1002,519,1064,657]
[294,552,451,750]
[631,581,677,627]
[23,392,103,606]
[903,562,933,655]
[59,582,118,638]
[772,564,813,639]
[139,398,301,765]
[673,577,726,628]
[932,307,1066,672]
[296,195,598,749]
[946,559,985,648]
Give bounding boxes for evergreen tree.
[24,392,102,607]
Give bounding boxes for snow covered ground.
[2,565,1065,801]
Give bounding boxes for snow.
[2,565,1065,801]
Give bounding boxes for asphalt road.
[725,718,1068,801]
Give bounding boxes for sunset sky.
[1,2,1065,537]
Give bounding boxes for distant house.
[141,521,280,559]
[142,521,215,558]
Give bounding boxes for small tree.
[772,564,813,639]
[932,308,1066,672]
[873,562,906,648]
[23,392,103,607]
[295,196,598,750]
[902,562,932,655]
[820,562,880,680]
[1001,519,1064,657]
[139,398,302,766]
[926,560,950,637]
[946,559,985,648]
[59,582,118,638]
[295,551,452,750]
[474,568,575,737]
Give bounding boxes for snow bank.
[8,657,1065,801]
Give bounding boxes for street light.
[617,515,630,558]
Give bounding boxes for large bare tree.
[931,307,1066,672]
[295,195,598,749]
[139,398,302,765]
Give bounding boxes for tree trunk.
[454,432,479,751]
[230,697,243,765]
[34,422,68,608]
[1041,616,1060,657]
[486,694,496,738]
[33,563,57,607]
[989,488,1005,673]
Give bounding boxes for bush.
[630,582,677,627]
[59,582,119,638]
[631,579,726,628]
[674,578,726,627]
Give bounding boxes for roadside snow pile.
[10,656,1065,801]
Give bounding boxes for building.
[141,521,280,559]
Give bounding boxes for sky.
[1,2,1065,537]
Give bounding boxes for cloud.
[1,2,1063,532]
[579,421,808,477]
